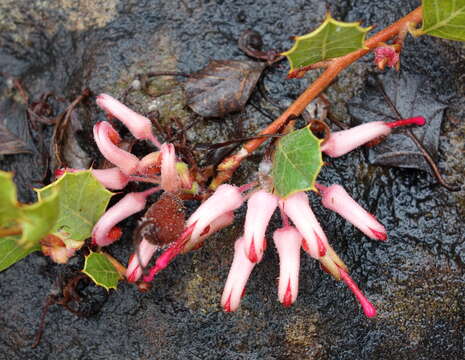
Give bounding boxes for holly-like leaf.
[0,171,59,249]
[185,60,266,118]
[418,0,465,41]
[282,13,371,77]
[348,72,447,172]
[0,235,40,272]
[82,251,122,290]
[272,126,324,198]
[37,170,113,243]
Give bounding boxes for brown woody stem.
[209,6,423,190]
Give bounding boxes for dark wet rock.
[1,0,464,359]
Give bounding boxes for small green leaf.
[0,171,59,249]
[19,188,59,248]
[272,126,324,198]
[419,0,465,41]
[82,251,121,290]
[0,171,19,226]
[37,171,113,242]
[0,235,40,272]
[282,13,371,77]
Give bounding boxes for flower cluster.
[86,94,425,318]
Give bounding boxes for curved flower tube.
[96,93,161,148]
[91,167,130,190]
[283,191,329,259]
[316,183,387,241]
[243,190,279,263]
[273,226,302,307]
[185,184,244,245]
[221,237,256,312]
[93,121,140,175]
[321,117,425,158]
[182,211,234,253]
[92,187,160,246]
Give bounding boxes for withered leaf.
[348,72,447,173]
[0,123,31,155]
[185,60,266,118]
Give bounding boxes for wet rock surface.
[1,0,464,359]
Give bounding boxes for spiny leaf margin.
[272,126,324,198]
[282,13,371,77]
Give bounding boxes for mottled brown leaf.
[348,72,447,173]
[0,124,31,155]
[185,60,266,118]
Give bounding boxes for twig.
[210,7,423,189]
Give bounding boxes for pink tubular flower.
[221,237,256,312]
[182,211,234,253]
[160,143,181,192]
[96,93,161,148]
[273,226,302,307]
[93,121,140,175]
[283,192,329,259]
[243,190,279,263]
[321,117,426,158]
[91,167,130,190]
[184,184,244,247]
[316,183,387,241]
[92,187,160,246]
[126,238,158,282]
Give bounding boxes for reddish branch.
[209,7,423,189]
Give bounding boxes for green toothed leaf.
[417,0,465,41]
[37,170,113,243]
[82,251,122,290]
[272,126,324,198]
[282,13,371,77]
[0,171,59,249]
[0,235,40,272]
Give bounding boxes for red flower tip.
[315,231,326,257]
[127,267,139,283]
[282,279,293,308]
[247,238,259,263]
[369,227,387,241]
[108,226,123,242]
[223,294,232,312]
[386,116,426,129]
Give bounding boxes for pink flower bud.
[321,121,391,158]
[182,211,234,253]
[243,190,278,263]
[374,45,400,70]
[92,187,159,246]
[283,192,329,259]
[221,237,256,312]
[93,121,140,175]
[126,238,158,282]
[160,143,181,192]
[273,226,302,307]
[339,268,377,318]
[96,93,161,147]
[185,184,244,244]
[316,184,387,241]
[91,167,130,190]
